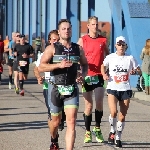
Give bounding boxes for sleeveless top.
[51,42,80,85]
[82,35,107,76]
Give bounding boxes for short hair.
[48,30,59,40]
[88,16,98,24]
[58,19,72,29]
[12,32,16,36]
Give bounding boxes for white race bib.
[19,61,27,66]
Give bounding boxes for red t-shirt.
[82,35,107,76]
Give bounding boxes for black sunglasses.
[19,35,25,38]
[16,35,20,37]
[117,43,126,47]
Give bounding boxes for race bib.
[85,76,99,85]
[114,75,129,83]
[57,85,74,95]
[19,61,27,66]
[45,72,50,79]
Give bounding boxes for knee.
[52,118,60,128]
[110,111,118,118]
[66,117,76,129]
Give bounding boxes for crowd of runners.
[0,16,142,150]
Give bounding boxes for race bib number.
[57,85,74,95]
[114,75,129,83]
[85,76,99,85]
[19,61,27,66]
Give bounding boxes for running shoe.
[108,132,115,144]
[84,131,92,143]
[92,127,104,143]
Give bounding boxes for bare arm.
[77,38,83,47]
[101,64,109,80]
[34,66,41,79]
[79,47,88,78]
[140,48,145,60]
[38,45,59,72]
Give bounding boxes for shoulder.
[106,53,115,58]
[98,35,107,42]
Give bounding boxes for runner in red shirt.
[77,16,109,143]
[0,35,4,84]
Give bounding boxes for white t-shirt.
[103,53,139,91]
[36,53,51,79]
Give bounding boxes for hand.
[76,72,84,85]
[130,69,136,75]
[22,53,28,58]
[37,76,44,84]
[103,74,109,80]
[59,59,73,68]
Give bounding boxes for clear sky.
[80,0,111,22]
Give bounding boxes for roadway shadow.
[0,111,47,117]
[0,120,48,132]
[122,142,150,148]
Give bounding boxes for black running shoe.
[115,140,122,148]
[108,132,115,144]
[49,142,59,150]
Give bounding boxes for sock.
[116,121,125,140]
[109,114,117,133]
[95,109,103,128]
[83,113,92,131]
[9,75,12,84]
[19,80,24,90]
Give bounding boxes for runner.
[101,36,141,148]
[38,19,88,150]
[0,35,4,84]
[34,29,65,138]
[14,34,34,96]
[3,35,9,64]
[77,16,110,143]
[7,32,16,89]
[13,32,20,94]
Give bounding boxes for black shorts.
[107,89,132,101]
[82,75,104,92]
[50,85,79,116]
[7,59,13,67]
[13,61,19,71]
[18,65,29,74]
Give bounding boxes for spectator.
[140,39,150,95]
[3,35,10,64]
[34,37,42,61]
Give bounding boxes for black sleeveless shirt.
[51,42,80,85]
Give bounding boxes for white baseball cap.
[116,36,126,44]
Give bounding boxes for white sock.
[109,114,117,133]
[116,121,125,140]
